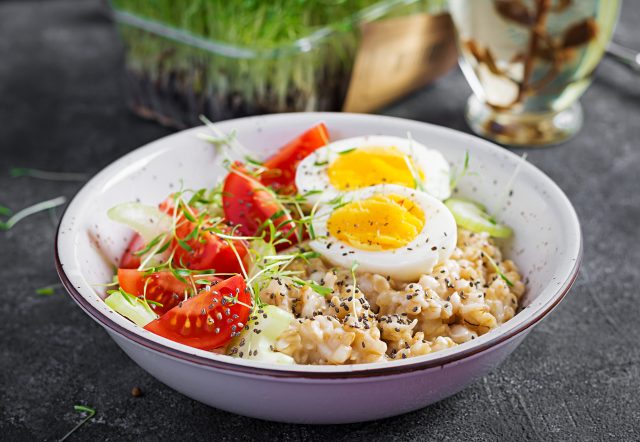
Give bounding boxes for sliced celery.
[107,202,172,243]
[105,291,157,327]
[445,198,512,238]
[228,305,294,364]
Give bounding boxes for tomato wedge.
[119,196,249,273]
[223,163,298,247]
[120,234,145,269]
[260,123,329,194]
[118,268,222,315]
[172,220,250,272]
[166,196,250,272]
[144,275,251,350]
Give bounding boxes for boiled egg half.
[295,135,451,204]
[309,184,457,281]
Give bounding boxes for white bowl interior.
[57,113,581,373]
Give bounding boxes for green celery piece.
[228,305,294,364]
[105,292,157,327]
[445,198,512,238]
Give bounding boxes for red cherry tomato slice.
[260,123,329,194]
[119,234,145,269]
[223,163,298,247]
[172,221,250,273]
[118,268,222,316]
[143,275,251,350]
[119,196,249,273]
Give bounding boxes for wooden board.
[343,13,458,113]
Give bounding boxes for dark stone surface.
[1,1,638,440]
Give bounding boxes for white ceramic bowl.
[56,113,582,424]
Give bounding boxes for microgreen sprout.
[36,283,62,296]
[91,281,120,288]
[405,132,425,192]
[245,156,264,167]
[10,167,88,182]
[481,251,514,287]
[338,147,356,155]
[350,261,359,288]
[107,287,162,310]
[449,150,470,191]
[0,205,11,216]
[0,196,66,231]
[198,115,262,165]
[59,405,96,441]
[498,152,528,211]
[291,277,333,297]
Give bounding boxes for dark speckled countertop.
[1,1,639,440]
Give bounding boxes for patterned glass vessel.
[450,0,620,146]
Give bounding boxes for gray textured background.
[1,1,639,440]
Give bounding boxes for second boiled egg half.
[295,135,451,204]
[309,184,457,281]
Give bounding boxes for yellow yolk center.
[327,193,425,251]
[327,146,423,191]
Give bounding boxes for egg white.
[309,184,457,281]
[296,135,451,205]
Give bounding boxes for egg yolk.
[327,193,425,251]
[327,147,423,191]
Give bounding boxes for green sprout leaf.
[245,156,263,166]
[10,167,88,182]
[59,405,96,441]
[350,260,359,287]
[292,277,333,297]
[36,284,62,296]
[0,196,66,231]
[482,252,514,287]
[450,150,470,190]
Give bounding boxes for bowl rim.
[55,112,583,379]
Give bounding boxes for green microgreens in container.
[109,0,446,126]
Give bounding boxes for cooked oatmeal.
[260,228,525,365]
